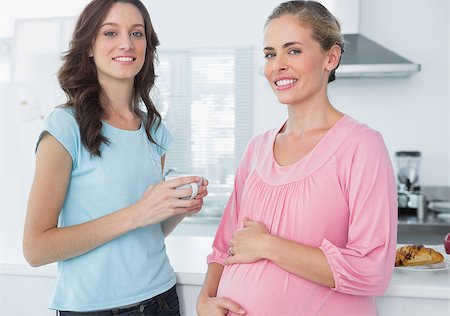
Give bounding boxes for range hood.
[336,34,421,78]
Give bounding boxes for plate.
[395,244,450,272]
[428,201,450,213]
[395,261,449,272]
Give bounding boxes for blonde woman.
[197,1,397,315]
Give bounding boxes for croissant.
[395,244,444,267]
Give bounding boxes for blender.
[395,151,426,219]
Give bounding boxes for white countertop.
[168,238,450,300]
[1,227,449,300]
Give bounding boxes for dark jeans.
[57,285,180,316]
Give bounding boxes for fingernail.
[239,308,246,314]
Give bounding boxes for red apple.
[445,233,450,254]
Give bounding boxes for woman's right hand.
[132,176,205,227]
[197,295,246,316]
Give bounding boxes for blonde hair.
[266,0,344,82]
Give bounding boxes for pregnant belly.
[216,260,331,316]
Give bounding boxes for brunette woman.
[23,1,207,314]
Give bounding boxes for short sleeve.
[37,107,80,168]
[150,119,173,157]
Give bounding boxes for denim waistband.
[58,285,177,315]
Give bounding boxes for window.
[153,48,254,187]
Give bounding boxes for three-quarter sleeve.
[319,129,398,296]
[207,137,258,265]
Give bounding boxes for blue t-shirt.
[39,107,175,311]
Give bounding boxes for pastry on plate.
[395,244,444,267]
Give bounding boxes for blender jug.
[395,151,421,192]
[395,151,426,219]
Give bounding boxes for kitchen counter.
[397,213,450,244]
[1,235,449,291]
[1,228,449,315]
[176,237,450,301]
[398,211,450,226]
[2,235,449,297]
[169,236,450,299]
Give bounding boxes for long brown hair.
[266,0,345,83]
[58,0,161,156]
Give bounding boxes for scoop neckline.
[271,114,348,169]
[101,119,144,134]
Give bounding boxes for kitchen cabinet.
[0,271,201,316]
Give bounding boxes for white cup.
[165,175,203,200]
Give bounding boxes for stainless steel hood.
[336,34,421,78]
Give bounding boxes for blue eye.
[264,52,275,59]
[104,31,117,37]
[131,31,144,38]
[289,49,301,55]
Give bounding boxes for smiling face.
[90,2,146,86]
[263,14,335,106]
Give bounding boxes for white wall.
[356,0,449,186]
[0,0,90,37]
[145,0,359,48]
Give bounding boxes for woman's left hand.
[186,178,209,216]
[224,218,271,265]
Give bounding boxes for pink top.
[207,115,398,316]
